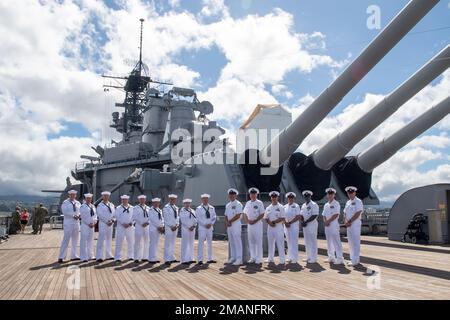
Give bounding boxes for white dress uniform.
[58,199,81,260]
[284,202,301,263]
[96,201,116,260]
[300,200,319,263]
[265,202,286,263]
[114,204,135,260]
[148,206,164,262]
[225,200,243,264]
[179,207,197,263]
[344,197,363,265]
[79,203,97,261]
[322,200,344,264]
[243,200,265,263]
[163,203,179,262]
[195,204,217,262]
[133,204,150,261]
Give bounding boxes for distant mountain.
[0,195,59,212]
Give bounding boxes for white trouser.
[284,222,299,262]
[58,223,80,260]
[134,225,150,261]
[149,228,161,261]
[197,227,213,262]
[325,225,344,263]
[227,225,242,263]
[347,220,361,264]
[247,223,263,263]
[267,224,285,263]
[303,219,318,263]
[96,223,113,260]
[164,227,178,262]
[114,225,134,260]
[80,224,95,261]
[181,227,195,263]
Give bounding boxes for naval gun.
[287,44,450,200]
[332,95,450,199]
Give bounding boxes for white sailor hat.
[227,188,238,195]
[325,188,336,194]
[183,198,192,203]
[345,186,357,192]
[201,193,210,198]
[68,190,77,195]
[84,193,93,198]
[151,197,161,202]
[302,190,313,197]
[286,192,296,198]
[137,194,147,199]
[248,187,259,194]
[120,195,130,200]
[101,191,111,196]
[269,191,280,197]
[168,194,178,199]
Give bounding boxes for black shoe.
[171,260,179,263]
[197,261,203,265]
[182,262,190,265]
[128,258,134,261]
[82,260,88,263]
[164,261,171,266]
[115,260,121,264]
[57,259,64,264]
[106,257,114,261]
[148,261,158,264]
[190,260,196,264]
[96,259,104,263]
[207,260,217,264]
[71,258,80,261]
[134,260,140,263]
[142,259,149,262]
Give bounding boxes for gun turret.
[333,95,450,198]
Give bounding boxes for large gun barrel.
[332,95,450,199]
[260,0,439,166]
[313,44,450,170]
[357,95,450,172]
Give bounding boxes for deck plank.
[0,225,449,300]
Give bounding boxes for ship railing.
[50,215,64,229]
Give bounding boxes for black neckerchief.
[202,205,210,219]
[121,205,130,214]
[186,208,195,219]
[101,202,112,213]
[70,200,76,212]
[140,205,148,218]
[154,207,162,220]
[88,203,94,216]
[170,204,178,219]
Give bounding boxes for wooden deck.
[0,225,449,300]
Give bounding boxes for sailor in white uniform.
[344,186,363,266]
[179,198,197,265]
[163,194,179,265]
[225,188,243,266]
[133,195,150,263]
[148,198,164,263]
[79,193,97,262]
[283,192,301,264]
[196,194,217,265]
[265,191,286,264]
[243,187,265,264]
[300,190,319,263]
[322,188,344,264]
[58,189,81,263]
[96,191,116,262]
[114,195,134,262]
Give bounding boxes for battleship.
[43,0,450,235]
[0,0,449,301]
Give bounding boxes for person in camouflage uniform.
[32,203,48,234]
[9,206,21,234]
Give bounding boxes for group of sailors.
[58,186,363,267]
